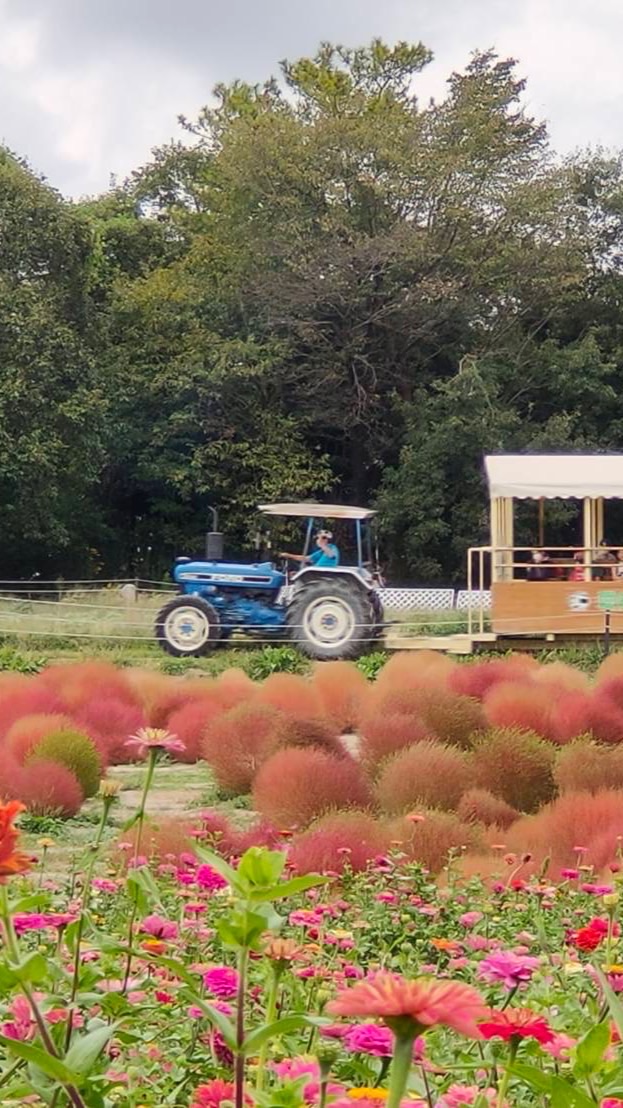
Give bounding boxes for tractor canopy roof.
[258,502,375,521]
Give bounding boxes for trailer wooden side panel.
[491,581,623,635]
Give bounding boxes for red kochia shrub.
[74,698,146,765]
[505,789,623,872]
[386,811,481,874]
[586,691,623,745]
[457,788,519,829]
[374,650,455,695]
[595,676,623,713]
[554,738,623,793]
[483,682,554,740]
[359,714,432,773]
[40,661,137,712]
[547,691,594,745]
[265,716,344,758]
[472,728,555,813]
[416,690,486,749]
[252,748,372,827]
[227,819,284,856]
[375,741,473,814]
[202,704,282,794]
[0,682,64,740]
[448,656,538,700]
[165,699,225,763]
[595,654,623,684]
[253,674,324,720]
[289,811,391,875]
[123,671,189,727]
[214,668,256,709]
[5,713,75,764]
[311,662,369,732]
[363,686,427,721]
[533,662,590,694]
[137,818,197,867]
[14,760,83,818]
[0,753,21,800]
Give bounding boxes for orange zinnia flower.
[0,802,31,880]
[327,972,486,1039]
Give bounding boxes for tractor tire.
[155,596,221,658]
[286,580,373,660]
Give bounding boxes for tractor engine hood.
[174,560,285,589]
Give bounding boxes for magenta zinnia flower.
[204,966,239,1000]
[139,914,178,940]
[477,950,540,990]
[196,863,228,892]
[190,1079,238,1108]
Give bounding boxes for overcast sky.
[0,0,621,199]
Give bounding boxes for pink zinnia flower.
[477,951,540,990]
[13,912,76,935]
[2,996,34,1041]
[459,912,483,928]
[125,727,186,759]
[345,1023,424,1059]
[271,1058,343,1104]
[328,973,487,1038]
[196,864,228,892]
[139,914,178,940]
[204,966,239,1000]
[436,1085,497,1106]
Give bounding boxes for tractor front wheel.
[286,580,372,660]
[155,596,221,657]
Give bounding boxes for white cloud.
[0,0,622,197]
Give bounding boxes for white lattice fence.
[377,588,455,612]
[456,590,492,611]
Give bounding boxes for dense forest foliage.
[2,39,623,582]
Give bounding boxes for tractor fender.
[290,566,374,593]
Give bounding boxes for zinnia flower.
[139,914,178,940]
[0,801,31,880]
[479,1008,555,1045]
[204,966,239,1000]
[477,950,540,990]
[436,1086,497,1107]
[190,1079,237,1108]
[196,864,228,892]
[328,972,487,1038]
[125,727,186,759]
[345,1023,424,1059]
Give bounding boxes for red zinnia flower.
[328,972,487,1038]
[0,801,31,880]
[190,1079,237,1108]
[479,1008,555,1045]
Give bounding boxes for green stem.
[386,1033,415,1108]
[235,946,250,1108]
[496,1038,518,1108]
[64,796,114,1051]
[255,965,281,1093]
[122,749,158,992]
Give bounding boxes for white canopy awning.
[258,502,375,520]
[485,455,623,500]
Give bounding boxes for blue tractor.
[155,503,384,660]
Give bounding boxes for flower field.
[1,653,623,1103]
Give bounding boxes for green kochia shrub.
[27,728,103,798]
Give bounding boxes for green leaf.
[126,866,162,914]
[65,1024,115,1079]
[549,1076,597,1108]
[238,847,286,889]
[0,1035,78,1085]
[121,811,141,832]
[217,907,277,950]
[509,1061,553,1094]
[573,1019,610,1077]
[177,990,236,1048]
[596,966,623,1040]
[242,1014,323,1055]
[10,893,49,914]
[250,874,328,902]
[13,952,48,985]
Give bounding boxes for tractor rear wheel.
[155,596,221,657]
[286,580,373,660]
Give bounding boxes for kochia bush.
[289,811,391,875]
[472,727,556,813]
[375,741,473,814]
[201,704,282,795]
[28,729,102,798]
[252,747,372,827]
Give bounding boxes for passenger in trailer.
[614,550,623,579]
[593,541,616,581]
[526,550,552,581]
[569,552,587,581]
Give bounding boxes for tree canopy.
[2,40,623,580]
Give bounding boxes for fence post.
[604,609,611,656]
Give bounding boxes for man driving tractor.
[280,529,341,568]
